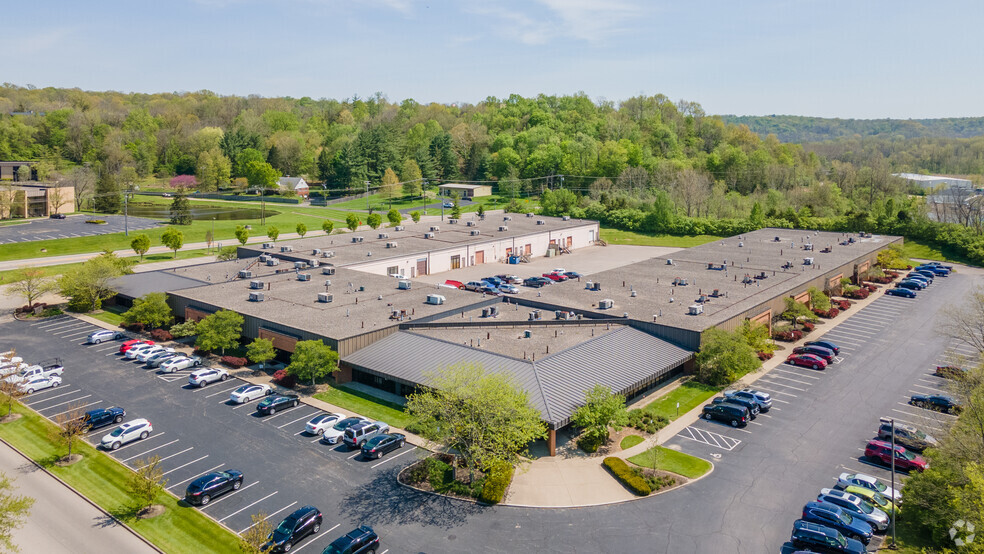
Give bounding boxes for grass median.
[314,385,412,429]
[627,446,712,479]
[0,401,241,554]
[599,228,722,248]
[636,380,720,422]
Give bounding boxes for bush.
[221,355,248,368]
[802,322,815,333]
[40,307,63,317]
[84,219,107,224]
[478,460,514,505]
[577,433,604,453]
[834,299,851,311]
[603,457,651,496]
[15,302,47,314]
[641,471,677,492]
[772,329,803,342]
[627,410,669,434]
[169,320,198,338]
[757,351,774,361]
[813,307,840,318]
[125,322,145,333]
[843,287,870,299]
[272,369,297,388]
[150,329,173,341]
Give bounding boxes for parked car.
[877,422,937,452]
[910,393,962,414]
[818,488,890,531]
[17,375,62,394]
[923,261,953,270]
[322,525,380,554]
[188,367,229,388]
[793,345,836,362]
[87,330,124,344]
[787,353,828,370]
[790,520,866,554]
[805,340,840,355]
[701,403,750,427]
[916,265,949,276]
[361,433,406,459]
[321,416,370,445]
[912,270,937,281]
[905,273,931,285]
[229,384,273,404]
[495,274,522,284]
[498,283,520,294]
[463,281,487,292]
[125,343,158,359]
[551,268,566,274]
[119,339,153,354]
[442,200,454,208]
[802,501,874,544]
[6,360,64,384]
[160,356,203,373]
[49,213,66,219]
[886,287,916,298]
[304,413,346,435]
[483,276,503,287]
[145,350,180,367]
[343,421,390,448]
[836,472,902,504]
[711,396,759,419]
[266,505,322,552]
[563,271,583,279]
[256,394,300,416]
[137,346,175,363]
[542,272,569,282]
[77,407,125,431]
[864,440,928,472]
[101,419,153,450]
[184,470,244,506]
[523,276,552,288]
[443,279,464,290]
[723,388,772,411]
[898,279,926,291]
[844,486,899,517]
[935,365,966,380]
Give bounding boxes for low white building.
[277,177,310,197]
[894,173,974,190]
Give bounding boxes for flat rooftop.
[410,322,618,360]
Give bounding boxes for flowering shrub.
[150,329,173,341]
[273,369,297,388]
[125,322,145,333]
[844,288,870,300]
[221,355,247,368]
[772,329,804,342]
[757,351,774,361]
[813,307,840,318]
[864,284,878,292]
[802,322,815,333]
[170,175,198,189]
[15,302,47,314]
[834,299,851,310]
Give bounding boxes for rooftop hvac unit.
[249,280,263,289]
[738,242,744,248]
[430,225,440,232]
[386,242,398,248]
[470,230,480,236]
[266,258,280,266]
[482,307,491,317]
[804,257,814,265]
[666,259,674,265]
[324,279,332,286]
[262,242,273,249]
[239,270,253,279]
[562,215,570,221]
[298,273,311,281]
[585,281,593,289]
[309,259,319,267]
[503,216,512,221]
[313,249,321,255]
[804,243,814,251]
[426,294,445,305]
[498,226,508,231]
[397,280,412,290]
[317,293,333,303]
[528,310,542,321]
[598,299,614,309]
[536,220,546,225]
[395,226,405,231]
[249,292,265,302]
[352,236,364,243]
[281,245,293,252]
[294,261,307,269]
[322,251,335,258]
[555,310,574,320]
[466,221,476,227]
[526,212,535,218]
[259,254,270,262]
[322,266,335,275]
[688,304,704,315]
[378,233,389,239]
[448,218,458,224]
[592,282,602,291]
[424,232,435,239]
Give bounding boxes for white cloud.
[536,0,641,42]
[466,0,641,45]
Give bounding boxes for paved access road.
[0,215,160,244]
[0,270,974,553]
[0,441,156,553]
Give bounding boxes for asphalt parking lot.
[0,214,160,244]
[1,269,976,553]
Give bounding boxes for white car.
[101,419,153,450]
[145,351,180,367]
[498,283,519,294]
[125,343,158,359]
[188,367,229,388]
[836,472,902,503]
[304,413,346,435]
[551,268,566,275]
[229,384,273,404]
[17,375,62,394]
[0,351,17,361]
[160,356,203,373]
[87,330,124,344]
[0,362,27,377]
[321,416,370,445]
[137,346,175,363]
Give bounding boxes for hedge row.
[478,460,514,505]
[603,457,651,496]
[221,355,247,368]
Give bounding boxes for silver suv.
[342,421,389,449]
[723,388,772,411]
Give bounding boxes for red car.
[542,272,569,282]
[119,339,154,354]
[864,440,928,472]
[443,280,464,290]
[786,353,827,370]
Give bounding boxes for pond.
[125,203,279,221]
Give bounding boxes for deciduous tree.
[128,456,168,512]
[8,268,57,307]
[321,220,334,235]
[246,338,276,369]
[0,380,26,419]
[571,385,629,444]
[239,512,274,554]
[380,167,400,200]
[366,213,382,229]
[410,211,421,223]
[266,226,279,242]
[295,223,307,237]
[161,227,184,258]
[235,225,250,245]
[285,340,338,386]
[401,159,423,197]
[0,471,35,553]
[169,194,192,225]
[195,310,244,354]
[695,328,760,386]
[346,213,360,231]
[121,292,173,329]
[58,255,125,312]
[130,233,151,260]
[52,402,90,461]
[386,209,401,227]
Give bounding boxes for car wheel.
[140,431,149,439]
[283,542,292,552]
[730,420,738,427]
[195,360,202,366]
[200,494,211,505]
[51,381,59,387]
[199,381,207,388]
[367,549,375,554]
[265,389,273,395]
[812,364,818,370]
[704,413,713,421]
[233,480,242,490]
[268,407,276,415]
[292,400,298,407]
[111,441,121,450]
[94,339,102,344]
[312,522,320,534]
[219,374,227,381]
[114,415,123,423]
[399,440,405,448]
[316,428,324,435]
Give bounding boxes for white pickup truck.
[4,359,64,384]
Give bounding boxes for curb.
[0,435,165,554]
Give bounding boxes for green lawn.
[600,228,722,248]
[314,385,412,429]
[620,435,644,450]
[90,305,127,327]
[637,381,721,422]
[0,248,215,281]
[902,239,976,267]
[329,191,509,214]
[0,402,240,553]
[627,446,713,479]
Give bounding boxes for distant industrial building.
[894,172,974,190]
[437,183,493,198]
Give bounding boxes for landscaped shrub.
[221,355,248,368]
[40,307,63,317]
[757,351,774,361]
[863,283,878,292]
[272,369,297,387]
[150,329,173,341]
[478,460,514,505]
[84,219,107,224]
[834,299,851,310]
[603,457,651,496]
[772,329,803,342]
[125,322,145,333]
[578,433,604,453]
[802,322,815,333]
[640,471,678,492]
[844,287,870,299]
[813,307,840,318]
[15,302,47,314]
[627,410,669,434]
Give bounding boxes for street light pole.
[880,416,898,549]
[211,217,215,253]
[364,180,370,212]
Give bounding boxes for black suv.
[184,470,244,506]
[523,276,551,288]
[267,505,322,552]
[790,520,865,553]
[711,396,759,419]
[323,525,380,554]
[701,403,749,427]
[78,407,126,431]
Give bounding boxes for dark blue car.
[802,501,874,544]
[898,280,925,290]
[805,340,839,355]
[886,287,916,298]
[916,265,949,276]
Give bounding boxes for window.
[386,265,399,276]
[451,255,461,269]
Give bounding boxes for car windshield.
[333,418,361,430]
[900,450,917,461]
[856,498,873,513]
[109,427,125,437]
[833,534,847,547]
[234,385,250,394]
[872,480,886,492]
[274,517,297,535]
[365,436,385,448]
[869,493,888,508]
[913,429,927,439]
[310,415,331,424]
[838,510,853,524]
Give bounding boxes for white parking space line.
[201,481,259,509]
[292,529,336,554]
[370,446,415,468]
[749,421,763,426]
[94,344,122,352]
[818,337,864,347]
[261,406,303,421]
[23,388,80,405]
[348,450,362,459]
[37,394,93,411]
[897,401,958,417]
[31,317,69,327]
[771,368,820,380]
[161,455,210,477]
[751,385,797,398]
[106,351,122,357]
[238,502,297,534]
[758,413,772,418]
[756,379,806,392]
[110,432,168,452]
[829,325,878,336]
[35,320,76,330]
[310,436,325,443]
[277,412,319,429]
[62,331,97,340]
[766,373,816,387]
[201,384,242,397]
[167,464,225,491]
[152,447,195,465]
[232,399,262,409]
[218,491,278,522]
[910,384,944,392]
[51,325,90,335]
[885,416,942,431]
[43,321,87,331]
[121,439,180,462]
[46,401,101,419]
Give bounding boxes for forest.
[723,114,984,142]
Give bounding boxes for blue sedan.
[886,287,916,298]
[898,280,926,290]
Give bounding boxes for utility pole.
[123,188,129,237]
[211,217,215,253]
[364,180,370,212]
[880,416,898,550]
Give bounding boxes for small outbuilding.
[438,183,492,198]
[277,177,310,197]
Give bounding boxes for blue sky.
[5,0,983,118]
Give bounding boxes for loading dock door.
[416,258,427,276]
[524,244,532,255]
[475,250,485,264]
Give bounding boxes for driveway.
[0,215,160,244]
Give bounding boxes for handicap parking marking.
[238,502,298,534]
[677,426,743,450]
[200,481,259,509]
[167,464,225,491]
[161,455,210,477]
[120,438,179,462]
[217,491,279,523]
[156,373,186,383]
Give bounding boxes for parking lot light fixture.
[879,416,898,550]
